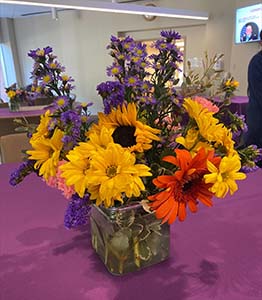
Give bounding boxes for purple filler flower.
[9,160,36,186]
[64,193,91,229]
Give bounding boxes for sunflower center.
[112,126,136,148]
[106,165,118,178]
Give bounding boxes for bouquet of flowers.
[10,30,262,274]
[5,83,28,111]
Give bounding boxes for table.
[230,96,249,115]
[0,107,46,137]
[0,163,262,300]
[214,96,248,116]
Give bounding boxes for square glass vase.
[9,101,20,112]
[90,202,170,275]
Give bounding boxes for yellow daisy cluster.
[26,110,64,180]
[60,128,152,207]
[60,103,160,206]
[7,90,16,99]
[27,128,64,181]
[26,103,159,205]
[176,97,246,197]
[225,79,239,88]
[176,98,235,155]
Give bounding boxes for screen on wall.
[235,3,262,44]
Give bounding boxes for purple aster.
[121,36,135,51]
[125,76,141,87]
[106,63,123,77]
[160,30,181,40]
[54,96,70,109]
[28,46,53,59]
[64,193,91,229]
[59,74,74,83]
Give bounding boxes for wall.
[230,0,262,96]
[12,0,261,113]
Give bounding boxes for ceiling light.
[0,0,209,20]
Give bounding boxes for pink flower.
[45,161,75,199]
[46,175,57,188]
[194,96,219,113]
[57,161,75,199]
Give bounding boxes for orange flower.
[148,148,220,224]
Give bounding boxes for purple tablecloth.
[1,163,262,300]
[0,107,46,119]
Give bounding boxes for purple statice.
[251,145,262,162]
[97,81,125,114]
[64,193,91,229]
[60,110,82,146]
[239,144,262,173]
[241,164,260,173]
[9,160,36,186]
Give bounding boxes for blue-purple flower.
[64,193,91,229]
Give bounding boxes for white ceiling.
[0,1,147,18]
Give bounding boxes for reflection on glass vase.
[9,100,20,112]
[90,202,170,275]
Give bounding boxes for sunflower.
[31,109,52,141]
[204,154,246,198]
[89,102,160,153]
[148,148,220,224]
[27,128,64,180]
[85,142,152,207]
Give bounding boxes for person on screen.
[241,23,258,42]
[245,30,262,166]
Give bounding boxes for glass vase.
[90,202,170,275]
[9,101,20,112]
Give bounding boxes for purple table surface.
[0,107,47,119]
[231,96,248,104]
[1,163,262,300]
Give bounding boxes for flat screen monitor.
[235,3,262,44]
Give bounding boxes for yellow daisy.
[204,154,246,198]
[59,146,91,198]
[7,90,16,99]
[85,143,152,207]
[176,128,213,153]
[31,110,52,141]
[89,102,160,153]
[27,128,64,180]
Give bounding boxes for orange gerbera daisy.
[148,148,220,224]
